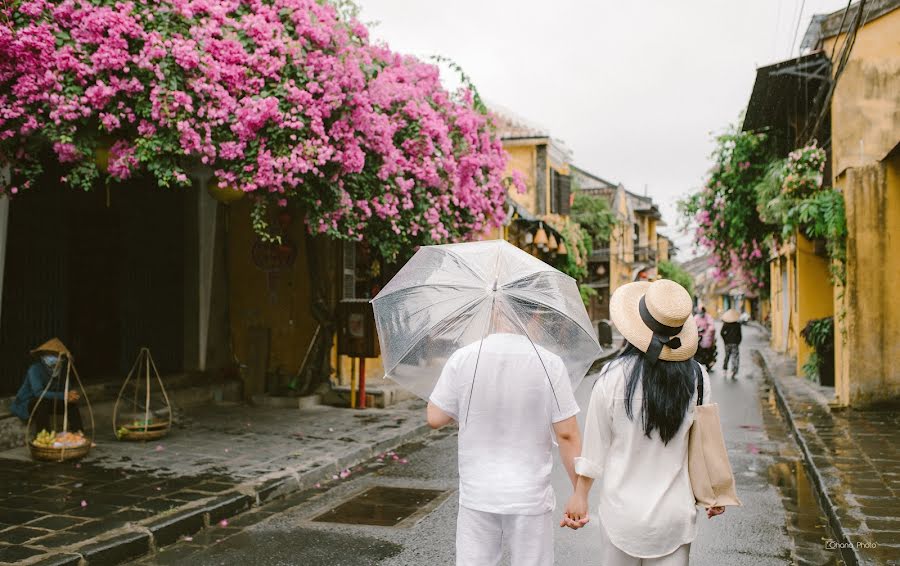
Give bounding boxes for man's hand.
[560,493,590,529]
[707,506,725,519]
[66,390,80,403]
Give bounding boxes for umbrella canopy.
[371,239,602,404]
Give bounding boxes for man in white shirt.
[427,331,582,566]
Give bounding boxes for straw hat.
[610,279,698,363]
[30,338,70,357]
[721,309,740,323]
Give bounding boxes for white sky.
[356,0,850,259]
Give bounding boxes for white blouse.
[574,359,711,558]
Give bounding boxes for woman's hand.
[560,494,590,529]
[66,390,80,403]
[707,506,725,519]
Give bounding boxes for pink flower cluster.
[1,0,522,257]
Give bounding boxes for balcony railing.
[634,246,657,263]
[589,248,611,262]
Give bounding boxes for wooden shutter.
[558,175,572,215]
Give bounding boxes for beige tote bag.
[689,366,742,508]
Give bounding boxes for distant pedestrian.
[720,309,742,379]
[694,307,716,371]
[562,280,725,565]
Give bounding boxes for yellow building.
[745,1,900,405]
[570,166,671,321]
[815,3,900,406]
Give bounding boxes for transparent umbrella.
[371,239,603,412]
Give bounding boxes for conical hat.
[30,338,70,356]
[721,309,740,323]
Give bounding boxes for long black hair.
[620,342,698,445]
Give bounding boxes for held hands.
[707,506,725,519]
[560,494,590,530]
[66,390,80,403]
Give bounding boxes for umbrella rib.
[383,292,487,378]
[463,247,504,423]
[371,282,484,302]
[502,289,600,348]
[505,301,562,412]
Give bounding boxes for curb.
[24,422,434,566]
[754,349,862,566]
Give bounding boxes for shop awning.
[742,52,831,140]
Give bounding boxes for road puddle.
[312,486,446,527]
[761,382,845,565]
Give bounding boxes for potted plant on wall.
[800,317,835,387]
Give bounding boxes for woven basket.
[30,442,91,462]
[114,348,173,442]
[118,422,170,441]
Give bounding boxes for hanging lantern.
[27,346,95,462]
[113,348,172,441]
[557,241,568,255]
[534,223,548,246]
[524,231,534,245]
[207,178,245,203]
[548,234,558,251]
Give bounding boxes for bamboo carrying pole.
[358,357,366,409]
[350,357,358,408]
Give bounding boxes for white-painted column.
[0,195,8,329]
[190,165,217,372]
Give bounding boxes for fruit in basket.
[33,430,86,448]
[33,429,56,447]
[116,426,130,439]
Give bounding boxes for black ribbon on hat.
[639,295,683,365]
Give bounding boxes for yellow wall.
[821,8,900,406]
[658,238,669,263]
[608,187,634,294]
[822,9,900,176]
[794,233,835,375]
[226,200,317,399]
[503,143,539,215]
[834,153,900,406]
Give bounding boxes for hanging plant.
[756,142,847,284]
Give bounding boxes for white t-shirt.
[429,333,579,515]
[574,358,712,558]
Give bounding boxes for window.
[549,171,572,215]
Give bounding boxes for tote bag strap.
[694,361,704,406]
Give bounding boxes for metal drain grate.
[312,486,446,527]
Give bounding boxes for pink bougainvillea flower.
[0,0,517,260]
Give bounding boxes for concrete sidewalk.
[0,399,429,565]
[757,339,900,565]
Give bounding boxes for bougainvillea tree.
[0,0,522,261]
[679,126,776,293]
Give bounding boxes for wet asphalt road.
[134,324,839,565]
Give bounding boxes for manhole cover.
[313,486,446,527]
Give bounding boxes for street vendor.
[9,338,84,433]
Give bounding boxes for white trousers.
[456,505,553,566]
[597,521,691,566]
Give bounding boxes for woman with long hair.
[563,279,725,565]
